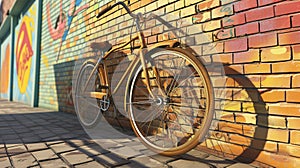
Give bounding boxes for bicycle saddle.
[90,41,112,52]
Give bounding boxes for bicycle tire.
[74,59,105,128]
[128,48,214,156]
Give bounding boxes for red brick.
[235,22,259,36]
[273,61,300,73]
[224,38,248,52]
[287,117,300,129]
[249,33,277,48]
[261,75,291,88]
[234,0,257,12]
[244,63,271,74]
[269,103,300,116]
[261,46,291,62]
[260,16,291,32]
[246,6,274,22]
[275,1,300,16]
[279,31,300,45]
[258,0,284,6]
[223,13,245,27]
[233,49,259,63]
[292,14,300,27]
[291,130,300,145]
[287,89,300,103]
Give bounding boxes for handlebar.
[97,1,136,19]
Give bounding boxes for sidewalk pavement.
[0,99,256,168]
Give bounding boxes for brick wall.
[39,0,300,167]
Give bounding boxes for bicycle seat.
[90,41,112,52]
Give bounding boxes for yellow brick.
[175,1,184,10]
[221,100,241,111]
[258,116,286,128]
[203,20,221,31]
[181,5,196,17]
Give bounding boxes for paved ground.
[0,99,256,168]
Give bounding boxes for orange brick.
[234,0,257,12]
[279,31,300,45]
[287,117,300,129]
[260,16,291,32]
[233,49,259,64]
[233,75,261,88]
[292,74,300,87]
[261,75,291,88]
[269,103,300,116]
[291,130,300,145]
[244,63,271,74]
[229,134,251,146]
[218,121,243,134]
[251,139,278,152]
[279,143,300,158]
[287,89,300,102]
[275,0,300,16]
[197,0,220,12]
[256,150,300,168]
[147,36,157,44]
[292,45,300,60]
[261,90,285,102]
[273,61,300,73]
[261,46,291,62]
[224,64,244,75]
[249,33,277,48]
[215,53,232,64]
[246,6,274,22]
[224,38,248,52]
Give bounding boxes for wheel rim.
[75,63,101,127]
[129,50,213,153]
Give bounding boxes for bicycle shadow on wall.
[144,13,269,163]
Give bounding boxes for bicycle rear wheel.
[128,48,214,156]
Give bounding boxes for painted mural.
[13,1,37,104]
[0,35,11,99]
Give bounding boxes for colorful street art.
[0,36,11,99]
[13,1,37,104]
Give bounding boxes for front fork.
[139,49,167,99]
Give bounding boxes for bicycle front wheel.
[128,48,214,156]
[74,60,104,128]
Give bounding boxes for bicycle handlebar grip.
[96,1,134,19]
[97,5,112,18]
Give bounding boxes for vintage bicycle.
[74,1,214,156]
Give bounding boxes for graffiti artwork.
[0,37,11,99]
[13,1,37,104]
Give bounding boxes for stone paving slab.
[0,99,257,168]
